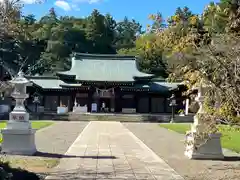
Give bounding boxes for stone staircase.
[68,113,194,122]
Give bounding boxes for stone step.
[68,113,172,122]
[29,112,194,122]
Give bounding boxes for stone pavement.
[36,121,88,155]
[46,121,183,180]
[124,123,240,180]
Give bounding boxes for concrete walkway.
[46,121,183,180]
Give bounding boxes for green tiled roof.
[58,53,154,82]
[28,76,86,89]
[29,78,63,89]
[150,82,181,91]
[28,72,182,93]
[28,74,181,92]
[128,82,181,92]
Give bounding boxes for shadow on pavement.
[193,155,240,162]
[223,156,240,161]
[41,165,179,180]
[31,152,117,159]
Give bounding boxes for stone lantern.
[1,71,37,155]
[169,94,177,123]
[184,83,224,159]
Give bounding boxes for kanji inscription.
[11,114,25,121]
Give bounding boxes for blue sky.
[22,0,220,26]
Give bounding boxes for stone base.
[1,128,37,155]
[185,132,224,160]
[7,120,32,130]
[8,111,31,129]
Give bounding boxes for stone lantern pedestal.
[1,72,36,155]
[184,84,224,160]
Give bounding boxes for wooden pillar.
[110,95,115,112]
[135,92,139,113]
[87,87,94,112]
[164,97,167,113]
[57,95,60,107]
[114,87,122,113]
[148,94,152,113]
[70,91,76,111]
[67,95,71,111]
[41,95,45,106]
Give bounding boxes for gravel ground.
[1,121,88,180]
[36,121,88,155]
[36,121,89,179]
[124,123,240,180]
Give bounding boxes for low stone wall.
[29,112,194,123]
[30,113,69,121]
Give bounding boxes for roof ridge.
[25,75,59,80]
[73,52,136,60]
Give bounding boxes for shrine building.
[26,53,186,114]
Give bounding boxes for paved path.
[46,121,183,180]
[124,123,240,180]
[36,121,88,155]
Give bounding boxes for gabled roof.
[27,75,182,93]
[31,79,63,89]
[122,82,181,92]
[27,76,87,89]
[27,76,63,89]
[57,53,154,82]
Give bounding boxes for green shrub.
[0,158,40,180]
[0,161,12,180]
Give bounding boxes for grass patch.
[160,123,191,134]
[1,155,60,179]
[0,121,54,129]
[1,155,59,173]
[0,121,54,143]
[159,123,240,153]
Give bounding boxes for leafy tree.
[85,9,107,53]
[23,14,36,25]
[115,17,142,50]
[148,12,166,33]
[103,13,117,53]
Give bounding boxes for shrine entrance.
[99,98,111,112]
[93,87,115,113]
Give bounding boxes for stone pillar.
[1,71,37,155]
[185,99,189,115]
[184,84,224,160]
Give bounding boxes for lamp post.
[169,94,177,123]
[33,93,40,113]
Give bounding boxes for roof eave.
[133,75,155,81]
[56,72,76,79]
[73,52,137,60]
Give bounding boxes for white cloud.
[89,0,100,3]
[71,4,80,11]
[54,0,71,11]
[52,0,104,12]
[21,0,36,4]
[72,0,101,4]
[0,0,44,4]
